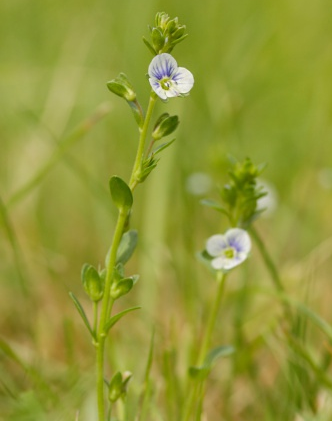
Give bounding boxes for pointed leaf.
[116,229,138,265]
[142,37,157,55]
[200,199,230,216]
[109,176,133,211]
[104,306,141,333]
[152,138,176,156]
[69,292,94,338]
[204,345,235,368]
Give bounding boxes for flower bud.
[106,73,136,102]
[110,276,138,300]
[81,264,104,302]
[108,372,123,403]
[108,371,133,403]
[152,113,179,140]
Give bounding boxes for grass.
[1,0,332,420]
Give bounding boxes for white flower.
[206,228,251,271]
[148,53,194,100]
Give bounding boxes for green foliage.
[203,157,267,228]
[104,306,141,333]
[109,176,133,212]
[116,229,138,265]
[69,292,94,338]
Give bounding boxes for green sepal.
[189,345,235,380]
[81,264,104,302]
[138,156,159,182]
[104,306,141,334]
[116,229,138,265]
[69,292,95,338]
[151,27,165,53]
[170,33,189,47]
[110,277,134,300]
[142,37,157,55]
[109,176,133,212]
[109,372,123,402]
[152,138,176,156]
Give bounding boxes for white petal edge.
[172,67,194,94]
[148,53,178,80]
[206,234,228,257]
[149,78,168,99]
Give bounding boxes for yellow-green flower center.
[160,77,172,90]
[223,247,235,259]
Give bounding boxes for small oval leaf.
[116,229,138,265]
[109,176,133,211]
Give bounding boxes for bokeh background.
[1,0,332,420]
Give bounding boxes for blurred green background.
[1,0,332,419]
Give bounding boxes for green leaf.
[69,292,94,338]
[142,36,157,55]
[116,229,138,265]
[152,138,176,156]
[189,345,235,381]
[204,345,235,367]
[188,365,209,381]
[109,176,133,211]
[200,199,230,217]
[108,371,123,402]
[104,306,141,333]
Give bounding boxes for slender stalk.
[182,272,227,421]
[197,271,227,365]
[129,92,157,190]
[96,210,127,420]
[249,226,284,292]
[95,91,157,420]
[249,226,293,321]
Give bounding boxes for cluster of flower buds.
[220,157,267,228]
[143,11,188,55]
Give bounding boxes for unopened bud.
[107,73,136,102]
[152,113,179,140]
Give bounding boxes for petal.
[206,234,228,257]
[211,257,227,270]
[148,53,178,80]
[225,228,251,255]
[149,78,168,100]
[172,67,194,94]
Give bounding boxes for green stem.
[182,272,227,421]
[96,210,128,421]
[129,92,157,190]
[95,92,157,421]
[249,226,293,321]
[197,271,227,365]
[249,226,284,292]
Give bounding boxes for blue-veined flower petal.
[205,228,251,271]
[225,228,251,254]
[148,53,194,100]
[148,53,178,80]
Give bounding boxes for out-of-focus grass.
[1,0,332,420]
